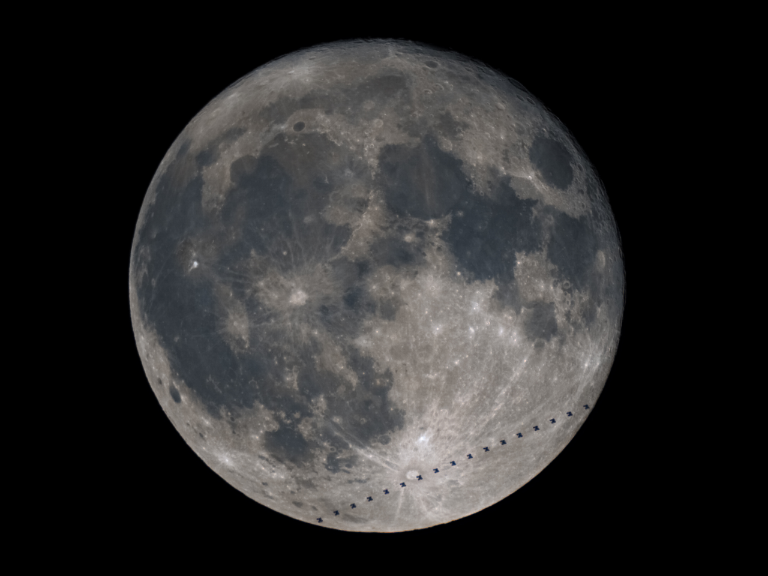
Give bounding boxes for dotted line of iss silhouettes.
[315,404,591,523]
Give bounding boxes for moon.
[129,39,624,532]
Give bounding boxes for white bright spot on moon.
[289,290,308,306]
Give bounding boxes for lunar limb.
[130,39,624,532]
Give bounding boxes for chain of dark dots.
[315,404,590,523]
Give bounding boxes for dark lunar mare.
[442,174,543,316]
[377,135,468,220]
[371,130,605,343]
[134,128,407,469]
[528,136,574,191]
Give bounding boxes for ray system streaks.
[314,404,590,524]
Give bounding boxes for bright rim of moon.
[129,39,624,532]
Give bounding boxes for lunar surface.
[129,39,624,531]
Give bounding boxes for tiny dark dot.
[293,121,305,132]
[425,61,438,68]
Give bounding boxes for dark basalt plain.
[130,39,624,532]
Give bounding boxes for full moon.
[129,39,624,531]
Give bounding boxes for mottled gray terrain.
[129,39,624,531]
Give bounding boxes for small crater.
[169,384,181,403]
[596,250,606,269]
[293,121,305,132]
[289,289,308,306]
[425,61,438,68]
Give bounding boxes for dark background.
[81,12,692,558]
